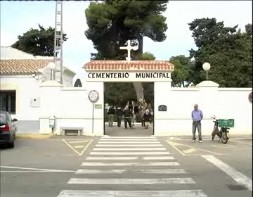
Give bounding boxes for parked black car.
[0,110,18,148]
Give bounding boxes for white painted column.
[196,81,219,135]
[154,79,172,135]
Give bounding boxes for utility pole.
[54,1,63,84]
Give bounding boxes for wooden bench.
[60,127,83,136]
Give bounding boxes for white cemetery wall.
[154,81,252,136]
[216,88,252,133]
[39,80,251,136]
[39,81,104,136]
[155,82,200,135]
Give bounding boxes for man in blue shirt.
[191,104,203,143]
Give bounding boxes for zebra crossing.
[57,136,208,197]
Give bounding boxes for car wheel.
[8,140,14,148]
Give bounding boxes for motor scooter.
[211,116,230,144]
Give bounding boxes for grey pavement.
[16,121,251,140]
[1,130,252,197]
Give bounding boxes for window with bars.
[0,91,16,114]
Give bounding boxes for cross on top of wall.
[119,40,138,61]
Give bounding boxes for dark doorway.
[104,82,154,136]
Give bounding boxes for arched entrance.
[84,60,174,136]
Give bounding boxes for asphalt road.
[0,131,252,197]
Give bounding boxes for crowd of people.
[107,99,153,129]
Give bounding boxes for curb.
[16,133,56,139]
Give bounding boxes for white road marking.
[75,169,186,174]
[75,169,126,174]
[0,165,74,173]
[98,141,160,144]
[99,137,158,140]
[74,145,84,148]
[0,170,74,173]
[168,137,184,141]
[90,152,170,155]
[86,156,138,160]
[101,136,156,139]
[62,139,93,156]
[96,144,163,147]
[139,169,186,174]
[183,148,197,154]
[81,162,180,166]
[99,139,158,142]
[93,148,166,151]
[166,140,186,156]
[191,147,224,155]
[57,190,207,197]
[68,140,90,144]
[142,156,174,160]
[58,136,209,197]
[167,140,223,156]
[202,155,252,191]
[68,177,195,184]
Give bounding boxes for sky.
[1,1,252,78]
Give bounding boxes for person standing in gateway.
[123,106,133,129]
[191,104,203,143]
[108,105,115,127]
[116,106,123,127]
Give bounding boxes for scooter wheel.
[221,132,228,144]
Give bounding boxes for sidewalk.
[16,124,252,140]
[16,133,56,139]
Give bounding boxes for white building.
[0,46,76,132]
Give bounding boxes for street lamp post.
[202,62,211,80]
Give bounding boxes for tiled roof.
[0,47,76,75]
[84,60,175,72]
[0,59,53,74]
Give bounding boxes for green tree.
[104,82,154,109]
[85,0,168,101]
[207,29,252,87]
[11,24,68,56]
[85,0,168,59]
[139,52,156,60]
[188,18,252,87]
[170,55,192,87]
[104,82,136,107]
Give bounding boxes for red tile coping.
[84,60,174,72]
